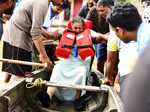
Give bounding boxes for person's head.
[87,0,94,8]
[51,0,69,15]
[93,0,99,7]
[142,0,150,9]
[107,2,142,43]
[71,16,85,34]
[96,0,114,19]
[0,0,16,14]
[142,5,150,23]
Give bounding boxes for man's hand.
[39,55,52,70]
[34,38,53,70]
[50,30,61,40]
[104,77,114,86]
[114,83,120,93]
[93,34,107,44]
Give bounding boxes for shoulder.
[83,4,88,9]
[88,7,97,14]
[33,0,49,7]
[138,22,150,42]
[79,4,88,11]
[86,7,98,19]
[107,33,119,51]
[137,22,150,53]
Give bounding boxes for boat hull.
[0,68,124,112]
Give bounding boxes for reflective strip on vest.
[66,34,75,39]
[76,34,84,40]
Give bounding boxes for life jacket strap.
[77,45,93,49]
[61,44,74,49]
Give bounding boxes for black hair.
[142,0,150,3]
[144,0,150,6]
[94,0,99,3]
[0,0,9,3]
[107,2,142,31]
[97,0,114,7]
[72,16,85,27]
[61,0,69,9]
[52,0,69,9]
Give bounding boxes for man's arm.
[91,30,108,44]
[104,34,119,85]
[92,33,109,44]
[104,51,118,85]
[41,27,61,40]
[33,37,52,70]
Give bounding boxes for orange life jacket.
[55,30,76,59]
[55,29,95,60]
[76,29,95,60]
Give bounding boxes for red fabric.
[56,29,94,60]
[76,29,95,60]
[73,0,83,17]
[56,30,75,59]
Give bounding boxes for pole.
[26,78,108,92]
[0,58,47,68]
[46,82,108,92]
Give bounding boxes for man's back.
[2,0,49,51]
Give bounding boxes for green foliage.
[117,0,140,3]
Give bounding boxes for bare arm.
[33,37,52,70]
[41,27,61,40]
[104,51,118,86]
[92,33,108,44]
[114,73,120,93]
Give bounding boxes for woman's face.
[72,22,84,34]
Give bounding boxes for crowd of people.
[0,0,150,111]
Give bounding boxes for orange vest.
[55,29,95,60]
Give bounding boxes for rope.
[26,78,47,88]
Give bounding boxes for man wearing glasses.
[0,0,68,84]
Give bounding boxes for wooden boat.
[0,68,124,112]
